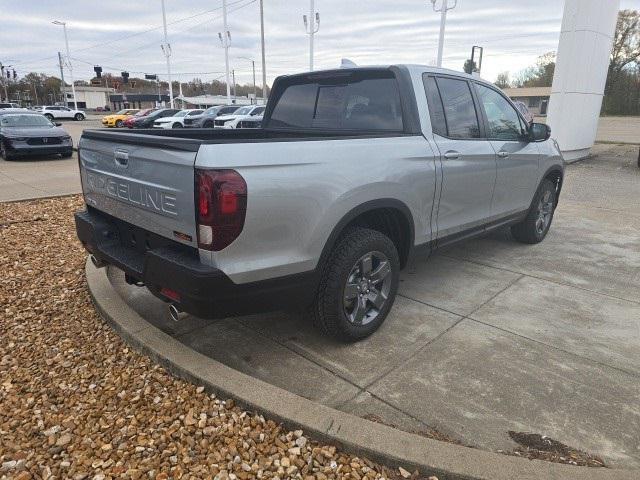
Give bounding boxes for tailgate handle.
[114,149,129,167]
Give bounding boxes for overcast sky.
[2,0,639,86]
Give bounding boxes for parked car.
[38,105,85,121]
[236,115,263,129]
[1,112,72,160]
[184,105,241,128]
[514,100,534,124]
[127,109,179,129]
[0,102,21,109]
[102,109,140,128]
[122,109,157,128]
[75,65,563,342]
[153,109,204,129]
[214,105,265,129]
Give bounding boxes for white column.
[547,0,620,162]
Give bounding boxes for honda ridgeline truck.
[75,65,564,342]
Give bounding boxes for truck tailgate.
[78,131,199,248]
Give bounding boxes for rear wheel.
[115,120,124,128]
[511,179,557,244]
[74,113,85,121]
[312,227,399,342]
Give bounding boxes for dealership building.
[63,86,115,109]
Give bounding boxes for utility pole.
[57,52,67,107]
[218,0,232,104]
[231,69,236,100]
[160,0,174,108]
[259,0,267,102]
[237,57,256,103]
[302,0,320,71]
[0,63,8,102]
[430,0,457,68]
[53,21,77,109]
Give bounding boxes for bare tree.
[494,72,510,89]
[606,10,640,94]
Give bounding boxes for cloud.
[2,0,638,86]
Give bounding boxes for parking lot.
[100,143,640,468]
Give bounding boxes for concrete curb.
[85,259,639,480]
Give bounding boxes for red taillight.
[160,287,181,302]
[195,169,247,251]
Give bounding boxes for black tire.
[203,121,213,128]
[312,227,400,342]
[172,122,183,129]
[74,113,84,121]
[44,113,54,121]
[115,120,124,128]
[0,142,14,161]
[61,151,73,158]
[511,179,557,244]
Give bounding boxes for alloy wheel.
[343,251,392,326]
[535,190,554,235]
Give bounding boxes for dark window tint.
[269,74,403,131]
[423,75,447,137]
[220,106,240,115]
[435,77,480,139]
[475,84,524,140]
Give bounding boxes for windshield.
[235,106,252,115]
[0,114,53,127]
[174,110,189,117]
[204,107,220,114]
[116,109,129,115]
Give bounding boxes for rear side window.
[434,77,480,139]
[269,73,404,132]
[423,76,447,137]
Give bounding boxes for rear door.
[423,74,497,242]
[79,131,200,247]
[473,83,540,217]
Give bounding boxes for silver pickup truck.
[75,65,564,341]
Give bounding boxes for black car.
[128,108,179,128]
[184,105,241,128]
[0,112,73,160]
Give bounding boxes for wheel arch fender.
[316,198,416,272]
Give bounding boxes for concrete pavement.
[104,144,640,468]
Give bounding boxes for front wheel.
[203,121,213,128]
[115,120,123,128]
[511,179,557,244]
[1,142,14,161]
[74,113,85,121]
[44,114,54,121]
[312,227,400,342]
[172,122,183,129]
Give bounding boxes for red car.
[123,109,156,128]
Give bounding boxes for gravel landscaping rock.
[0,196,419,479]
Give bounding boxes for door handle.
[497,150,509,158]
[443,151,460,160]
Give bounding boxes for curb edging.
[85,260,638,480]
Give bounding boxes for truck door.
[423,75,497,244]
[473,83,540,218]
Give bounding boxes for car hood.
[215,114,241,121]
[155,116,182,122]
[2,126,68,137]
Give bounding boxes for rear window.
[269,72,404,132]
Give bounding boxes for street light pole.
[53,21,77,109]
[219,0,232,104]
[160,0,174,108]
[259,0,267,102]
[430,0,457,68]
[302,0,320,71]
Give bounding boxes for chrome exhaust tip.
[90,254,106,269]
[168,304,187,322]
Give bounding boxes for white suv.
[39,106,85,121]
[214,105,265,129]
[153,109,204,129]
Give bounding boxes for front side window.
[475,83,525,140]
[434,77,480,139]
[269,73,404,132]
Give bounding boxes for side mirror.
[530,123,551,142]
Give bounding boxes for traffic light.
[12,69,16,80]
[144,74,157,81]
[94,66,102,78]
[121,71,129,84]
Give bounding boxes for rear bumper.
[75,208,317,319]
